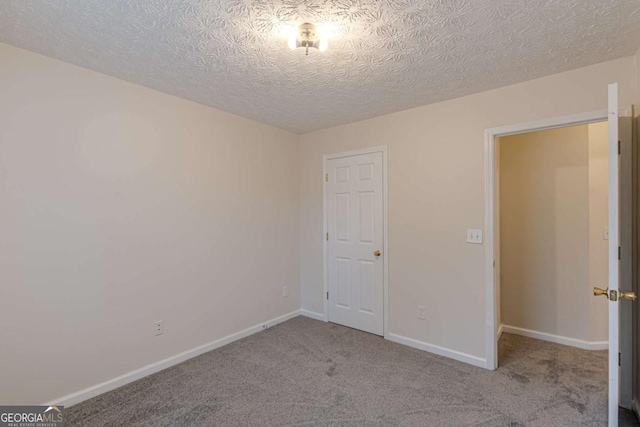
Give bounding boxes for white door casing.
[326,151,384,336]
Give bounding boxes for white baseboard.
[46,313,610,409]
[299,309,325,321]
[633,399,640,421]
[387,333,487,369]
[299,315,487,370]
[45,309,302,408]
[500,324,608,350]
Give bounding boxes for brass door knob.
[620,291,637,301]
[373,250,381,257]
[593,287,609,298]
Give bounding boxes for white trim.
[322,145,389,339]
[633,399,640,420]
[323,146,387,161]
[484,105,632,370]
[497,324,503,340]
[607,85,621,427]
[323,152,328,323]
[387,333,487,369]
[487,110,612,138]
[44,310,301,408]
[484,126,498,370]
[299,309,325,321]
[382,148,389,339]
[501,325,608,351]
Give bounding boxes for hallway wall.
[499,124,608,346]
[587,122,610,344]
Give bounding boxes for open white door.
[594,83,636,427]
[607,82,620,427]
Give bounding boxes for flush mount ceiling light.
[287,23,328,55]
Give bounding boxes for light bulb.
[288,37,297,50]
[318,39,328,52]
[317,23,334,39]
[279,23,295,38]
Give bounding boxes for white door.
[594,83,636,427]
[326,151,384,336]
[607,81,620,427]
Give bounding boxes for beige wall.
[0,43,300,404]
[499,124,608,343]
[587,122,610,343]
[299,56,636,360]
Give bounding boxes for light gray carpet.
[67,316,638,426]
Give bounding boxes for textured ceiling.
[1,1,640,133]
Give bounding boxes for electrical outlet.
[466,229,483,244]
[418,306,426,320]
[154,320,164,336]
[282,286,289,297]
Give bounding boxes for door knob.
[373,250,381,257]
[620,291,637,301]
[593,287,609,298]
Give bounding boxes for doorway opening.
[495,122,614,417]
[497,121,609,355]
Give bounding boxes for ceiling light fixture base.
[288,23,328,55]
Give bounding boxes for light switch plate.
[603,227,609,240]
[467,229,483,244]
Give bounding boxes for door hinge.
[619,352,621,366]
[618,140,621,155]
[326,232,329,241]
[325,173,328,182]
[619,246,621,260]
[326,291,329,300]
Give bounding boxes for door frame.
[322,145,389,338]
[484,105,633,371]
